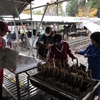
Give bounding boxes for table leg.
[27,76,30,100]
[15,74,21,100]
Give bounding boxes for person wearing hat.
[0,22,11,99]
[48,34,76,65]
[75,31,100,100]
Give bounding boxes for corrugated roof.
[0,0,34,17]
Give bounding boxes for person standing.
[38,27,53,61]
[48,34,76,65]
[75,31,100,100]
[6,32,14,48]
[63,25,68,39]
[12,31,16,41]
[0,22,11,99]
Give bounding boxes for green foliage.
[66,0,79,16]
[58,3,64,16]
[65,0,100,17]
[86,0,100,17]
[33,10,43,15]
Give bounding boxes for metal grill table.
[3,70,41,100]
[3,54,44,100]
[29,74,100,100]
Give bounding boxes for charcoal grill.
[29,73,100,100]
[29,59,100,100]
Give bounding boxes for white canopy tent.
[83,21,100,33]
[0,0,34,17]
[82,18,100,33]
[4,14,100,33]
[0,0,35,55]
[2,0,100,55]
[1,0,72,55]
[0,1,35,100]
[19,14,84,23]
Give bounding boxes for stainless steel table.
[3,54,44,100]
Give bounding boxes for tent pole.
[29,3,49,57]
[13,18,19,44]
[25,0,70,11]
[28,3,34,55]
[56,0,59,32]
[39,3,49,27]
[13,0,33,54]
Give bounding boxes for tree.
[76,7,84,17]
[22,5,43,15]
[22,0,64,16]
[44,1,64,16]
[66,0,87,16]
[66,0,79,16]
[22,6,30,14]
[86,0,100,17]
[66,0,99,17]
[33,10,43,15]
[88,8,98,17]
[76,6,98,17]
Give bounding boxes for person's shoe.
[94,96,99,100]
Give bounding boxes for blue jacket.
[79,44,100,79]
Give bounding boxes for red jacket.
[49,40,75,63]
[0,37,4,85]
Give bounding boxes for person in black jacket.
[6,32,14,48]
[38,27,53,61]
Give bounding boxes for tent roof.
[0,0,34,17]
[4,14,84,23]
[3,14,83,25]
